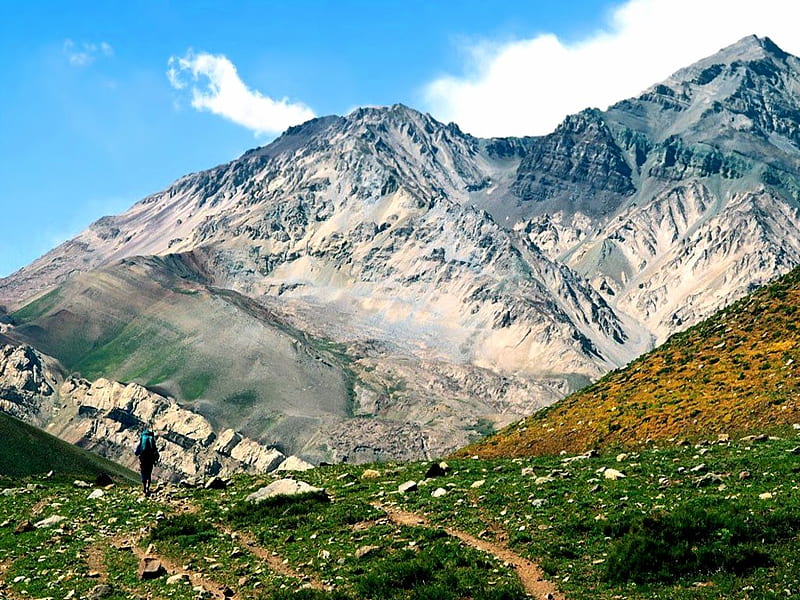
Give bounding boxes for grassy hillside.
[462,265,800,458]
[3,437,800,599]
[7,255,352,451]
[0,411,136,482]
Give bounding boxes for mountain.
[462,263,800,458]
[2,36,800,462]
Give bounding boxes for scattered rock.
[34,515,66,528]
[741,434,768,443]
[616,453,628,462]
[14,520,34,534]
[694,473,724,488]
[603,469,626,480]
[355,545,380,559]
[759,492,774,500]
[531,499,547,508]
[246,479,325,503]
[361,469,381,479]
[166,573,186,585]
[87,489,105,500]
[94,473,114,487]
[431,487,447,498]
[398,480,418,493]
[470,479,486,489]
[786,447,800,455]
[276,455,315,472]
[73,480,92,488]
[87,584,114,600]
[739,471,751,480]
[425,461,450,478]
[138,557,166,580]
[690,464,707,473]
[534,476,555,485]
[521,467,535,477]
[204,476,228,490]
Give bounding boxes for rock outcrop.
[0,344,292,481]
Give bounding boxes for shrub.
[601,501,787,584]
[148,514,216,548]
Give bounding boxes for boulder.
[94,473,114,487]
[398,480,418,493]
[246,479,325,503]
[14,520,34,534]
[355,545,380,559]
[275,456,315,472]
[87,584,114,600]
[204,476,228,490]
[34,515,66,528]
[603,469,626,480]
[137,557,166,580]
[425,461,450,478]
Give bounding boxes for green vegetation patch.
[0,412,136,481]
[602,499,793,583]
[148,513,217,548]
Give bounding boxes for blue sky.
[1,0,798,278]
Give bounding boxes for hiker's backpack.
[140,431,156,457]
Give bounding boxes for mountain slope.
[463,263,800,458]
[0,411,135,481]
[2,36,800,460]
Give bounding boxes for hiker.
[134,429,160,497]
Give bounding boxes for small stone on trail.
[398,480,418,493]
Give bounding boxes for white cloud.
[424,0,800,137]
[167,50,316,136]
[63,39,113,67]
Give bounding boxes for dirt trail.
[0,559,34,600]
[375,503,565,600]
[219,525,326,590]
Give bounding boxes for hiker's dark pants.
[139,458,155,484]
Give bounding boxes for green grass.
[3,435,800,599]
[10,288,62,324]
[0,411,136,481]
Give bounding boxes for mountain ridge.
[2,35,800,461]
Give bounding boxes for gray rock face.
[2,37,800,462]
